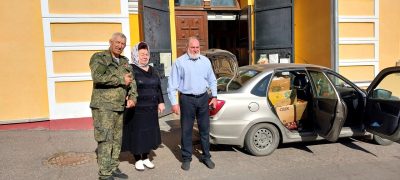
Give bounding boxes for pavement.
[0,114,221,180]
[1,114,400,180]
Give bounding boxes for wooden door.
[175,11,208,57]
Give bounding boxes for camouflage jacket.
[89,50,137,111]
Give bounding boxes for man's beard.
[188,52,200,59]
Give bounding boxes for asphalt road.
[1,116,399,180]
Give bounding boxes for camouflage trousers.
[91,108,124,178]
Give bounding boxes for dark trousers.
[179,93,211,162]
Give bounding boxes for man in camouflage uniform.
[90,32,137,180]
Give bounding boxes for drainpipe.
[248,5,253,64]
[332,0,338,71]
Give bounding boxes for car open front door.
[308,70,347,142]
[365,66,400,142]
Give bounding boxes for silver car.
[204,54,400,156]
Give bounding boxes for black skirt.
[122,106,161,155]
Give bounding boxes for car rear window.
[217,68,261,92]
[239,69,260,84]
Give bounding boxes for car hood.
[201,49,239,79]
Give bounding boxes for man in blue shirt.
[168,36,217,171]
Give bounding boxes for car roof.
[202,48,332,77]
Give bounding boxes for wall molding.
[338,0,380,83]
[41,0,131,119]
[41,0,129,18]
[128,0,139,14]
[42,18,131,47]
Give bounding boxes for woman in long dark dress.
[122,42,165,171]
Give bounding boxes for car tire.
[372,135,393,146]
[244,123,280,156]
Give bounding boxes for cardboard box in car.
[275,105,295,125]
[270,76,290,92]
[294,100,308,121]
[269,90,292,106]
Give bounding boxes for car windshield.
[217,68,261,92]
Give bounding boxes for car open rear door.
[364,66,400,142]
[308,70,347,142]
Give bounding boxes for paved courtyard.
[1,114,400,180]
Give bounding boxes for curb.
[0,117,93,131]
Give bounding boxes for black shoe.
[112,168,128,179]
[202,159,215,169]
[114,168,123,174]
[181,161,190,171]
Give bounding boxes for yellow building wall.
[53,50,98,74]
[129,14,142,46]
[170,0,177,61]
[249,0,254,63]
[0,0,49,121]
[55,81,92,103]
[51,23,122,42]
[380,0,400,69]
[43,0,129,120]
[339,22,375,38]
[337,0,378,82]
[48,0,121,14]
[294,0,331,68]
[339,0,375,16]
[339,65,375,82]
[48,22,123,112]
[339,44,375,59]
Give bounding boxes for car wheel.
[244,123,280,156]
[372,135,393,146]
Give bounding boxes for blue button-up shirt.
[167,54,217,105]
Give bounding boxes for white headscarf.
[130,42,150,67]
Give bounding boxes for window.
[326,73,352,88]
[217,68,261,92]
[326,72,360,99]
[211,0,237,7]
[176,0,240,10]
[370,73,400,100]
[309,71,336,99]
[177,0,202,6]
[251,74,271,97]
